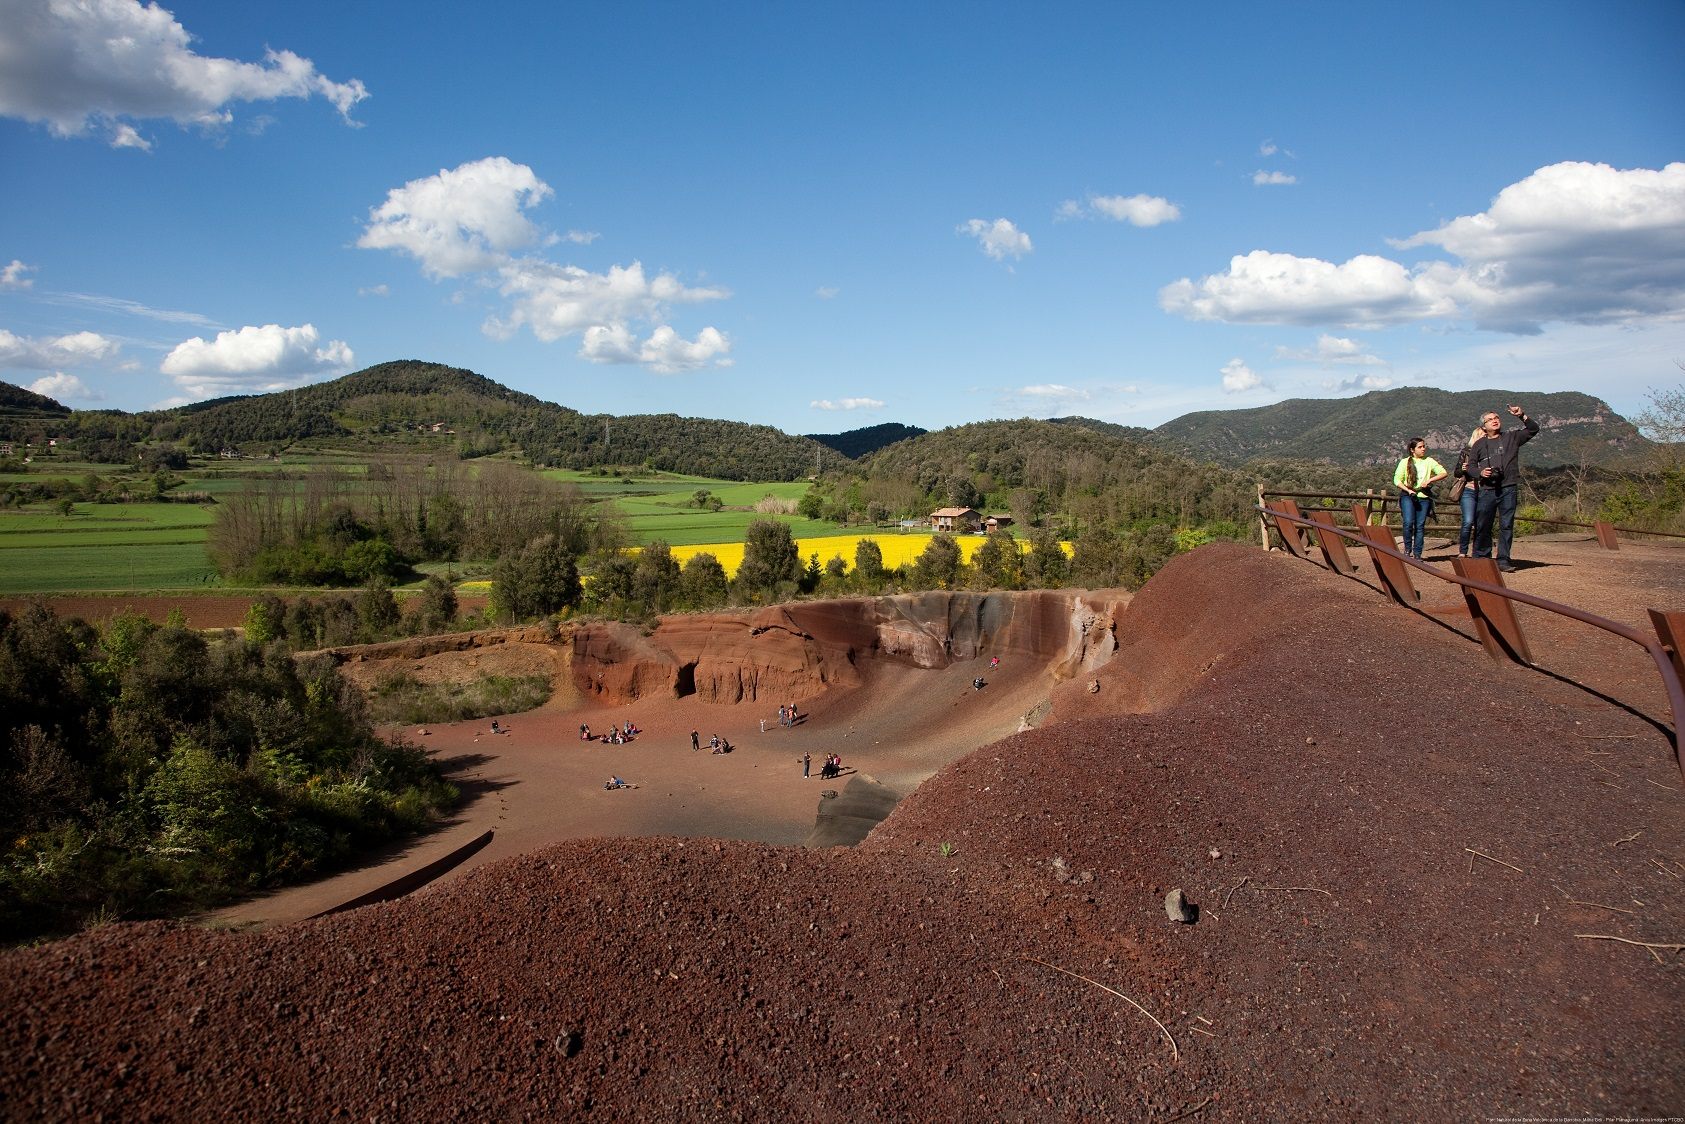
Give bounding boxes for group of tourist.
[800,752,844,779]
[1393,403,1539,572]
[580,721,639,745]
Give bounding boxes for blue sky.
[2,0,1683,433]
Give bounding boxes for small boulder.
[1165,888,1198,924]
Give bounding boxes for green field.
[0,463,842,593]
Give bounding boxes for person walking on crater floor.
[1393,437,1447,560]
[1469,404,1540,573]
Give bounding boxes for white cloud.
[1059,194,1181,226]
[1165,161,1685,336]
[958,218,1032,261]
[491,259,728,343]
[810,397,885,411]
[815,286,840,300]
[0,0,367,148]
[1220,358,1264,393]
[160,323,353,398]
[562,230,600,244]
[2,260,36,289]
[28,372,100,401]
[1020,383,1092,402]
[358,157,554,279]
[0,328,120,369]
[358,284,390,297]
[1275,334,1388,367]
[1252,170,1297,186]
[1259,140,1279,156]
[48,291,213,325]
[1327,373,1394,392]
[578,323,730,373]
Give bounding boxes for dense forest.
[0,604,458,943]
[804,422,927,459]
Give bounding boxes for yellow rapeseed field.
[668,533,1067,579]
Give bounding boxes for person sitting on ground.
[580,723,591,741]
[607,776,628,790]
[973,676,985,691]
[490,719,501,734]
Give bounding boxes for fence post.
[1308,510,1357,573]
[1593,521,1620,550]
[1650,609,1685,685]
[1358,522,1418,605]
[1453,556,1532,665]
[1257,484,1271,550]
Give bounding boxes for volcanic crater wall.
[570,589,1127,706]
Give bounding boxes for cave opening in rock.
[675,661,697,698]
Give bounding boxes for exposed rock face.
[569,589,1128,706]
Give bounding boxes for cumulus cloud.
[1019,383,1092,402]
[1259,140,1279,156]
[0,0,368,148]
[1252,170,1297,186]
[1058,194,1181,226]
[810,397,884,411]
[815,286,840,300]
[492,260,728,343]
[2,260,35,289]
[1275,334,1388,367]
[0,328,120,369]
[1220,358,1264,393]
[958,218,1032,261]
[1165,161,1685,336]
[579,323,730,373]
[359,157,554,279]
[361,158,731,374]
[29,372,100,401]
[160,323,353,398]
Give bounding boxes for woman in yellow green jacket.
[1393,438,1447,559]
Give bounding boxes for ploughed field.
[3,539,1683,1119]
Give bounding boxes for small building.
[984,515,1014,534]
[929,507,981,533]
[0,441,12,457]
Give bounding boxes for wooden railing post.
[1257,484,1270,549]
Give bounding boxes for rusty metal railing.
[1257,499,1685,777]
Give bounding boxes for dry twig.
[1167,1097,1213,1121]
[1574,733,1639,740]
[1022,955,1178,1063]
[1257,885,1333,897]
[1465,848,1525,874]
[1613,831,1643,847]
[1575,934,1685,965]
[1222,876,1251,908]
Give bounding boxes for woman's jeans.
[1399,493,1428,557]
[1458,486,1476,553]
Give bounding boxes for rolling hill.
[1149,386,1646,468]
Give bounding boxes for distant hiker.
[973,676,985,691]
[710,733,722,753]
[778,705,788,728]
[1469,404,1540,572]
[760,718,767,734]
[691,730,700,752]
[802,753,811,778]
[1392,438,1447,560]
[580,723,591,741]
[789,702,799,725]
[989,656,1000,670]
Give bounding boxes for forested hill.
[804,422,927,459]
[852,418,1255,529]
[1150,386,1646,468]
[54,361,850,481]
[0,380,70,418]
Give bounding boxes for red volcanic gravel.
[4,541,1684,1120]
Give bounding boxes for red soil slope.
[3,542,1682,1120]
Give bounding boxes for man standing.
[1469,404,1540,572]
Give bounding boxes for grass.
[365,671,553,725]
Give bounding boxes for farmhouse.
[929,507,980,532]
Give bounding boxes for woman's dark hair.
[1404,437,1424,488]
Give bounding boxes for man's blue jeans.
[1472,484,1520,563]
[1399,493,1429,557]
